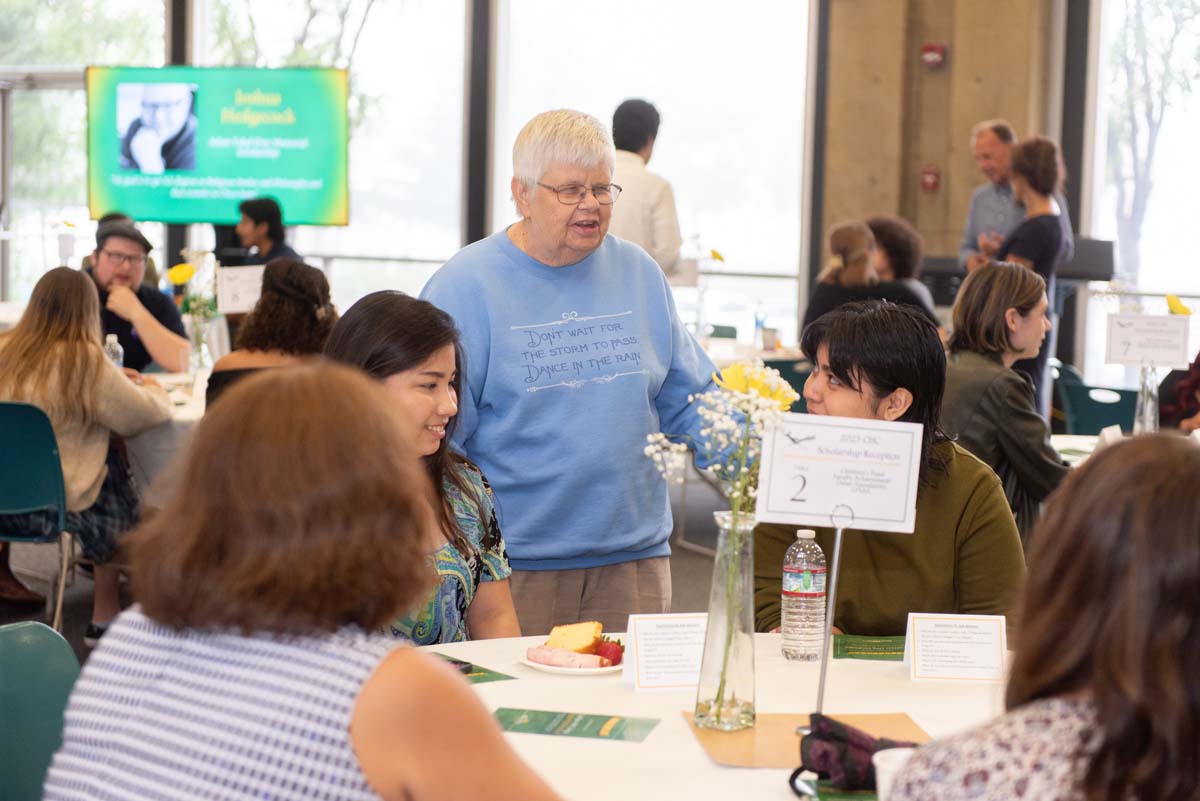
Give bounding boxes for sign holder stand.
[813,504,854,715]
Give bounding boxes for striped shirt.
[44,605,400,800]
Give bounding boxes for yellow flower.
[713,362,799,411]
[167,263,196,286]
[710,249,725,262]
[1167,294,1192,316]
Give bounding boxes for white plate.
[519,657,622,676]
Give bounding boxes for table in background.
[426,633,1004,801]
[125,371,207,501]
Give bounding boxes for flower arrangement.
[646,360,798,730]
[168,261,218,371]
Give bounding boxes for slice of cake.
[545,621,602,654]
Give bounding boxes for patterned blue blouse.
[389,461,511,644]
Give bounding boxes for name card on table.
[756,413,923,533]
[217,265,265,313]
[1105,313,1191,368]
[621,613,707,692]
[902,613,1006,682]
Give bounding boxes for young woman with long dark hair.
[325,291,520,643]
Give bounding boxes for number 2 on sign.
[790,472,807,503]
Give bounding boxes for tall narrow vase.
[693,510,757,731]
[188,314,213,374]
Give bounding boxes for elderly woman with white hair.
[420,109,718,635]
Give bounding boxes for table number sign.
[217,265,266,314]
[756,414,923,533]
[902,613,1007,682]
[1105,313,1190,368]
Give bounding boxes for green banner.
[86,66,348,225]
[832,635,906,661]
[494,708,659,743]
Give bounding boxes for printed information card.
[903,613,1007,682]
[1105,313,1190,368]
[494,708,659,742]
[756,413,923,533]
[217,265,265,313]
[621,613,707,692]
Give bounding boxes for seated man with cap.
[86,222,189,373]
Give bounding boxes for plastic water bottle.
[781,529,827,661]
[103,334,124,367]
[753,305,767,350]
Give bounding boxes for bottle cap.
[796,529,816,539]
[105,334,118,345]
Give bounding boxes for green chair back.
[1060,384,1137,435]
[0,402,66,540]
[0,621,80,800]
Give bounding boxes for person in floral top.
[892,434,1200,801]
[326,291,519,643]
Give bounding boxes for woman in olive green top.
[940,262,1068,543]
[754,301,1025,637]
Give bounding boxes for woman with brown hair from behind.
[42,362,562,801]
[802,221,940,329]
[205,258,337,406]
[891,433,1200,801]
[0,267,170,640]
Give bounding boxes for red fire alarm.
[921,43,947,69]
[920,166,940,192]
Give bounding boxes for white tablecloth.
[424,633,1005,801]
[125,372,207,501]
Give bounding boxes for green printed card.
[432,653,514,685]
[494,708,659,742]
[832,635,906,661]
[817,781,876,799]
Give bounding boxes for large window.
[196,0,466,311]
[0,1,165,301]
[491,1,810,345]
[1079,0,1200,385]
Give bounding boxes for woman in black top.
[995,137,1066,420]
[803,221,940,329]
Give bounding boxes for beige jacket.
[1,347,172,510]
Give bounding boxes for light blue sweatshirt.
[421,230,717,571]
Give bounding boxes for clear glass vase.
[1134,364,1159,434]
[188,314,213,373]
[693,509,756,731]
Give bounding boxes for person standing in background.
[958,120,1074,273]
[608,99,684,274]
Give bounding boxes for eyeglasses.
[537,182,622,205]
[100,249,146,266]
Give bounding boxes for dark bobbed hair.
[949,261,1045,355]
[866,216,923,280]
[235,259,337,355]
[1007,434,1200,801]
[801,301,949,479]
[1011,136,1064,196]
[324,291,490,556]
[129,362,436,634]
[238,196,285,243]
[612,99,660,152]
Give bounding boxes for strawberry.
[594,637,624,666]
